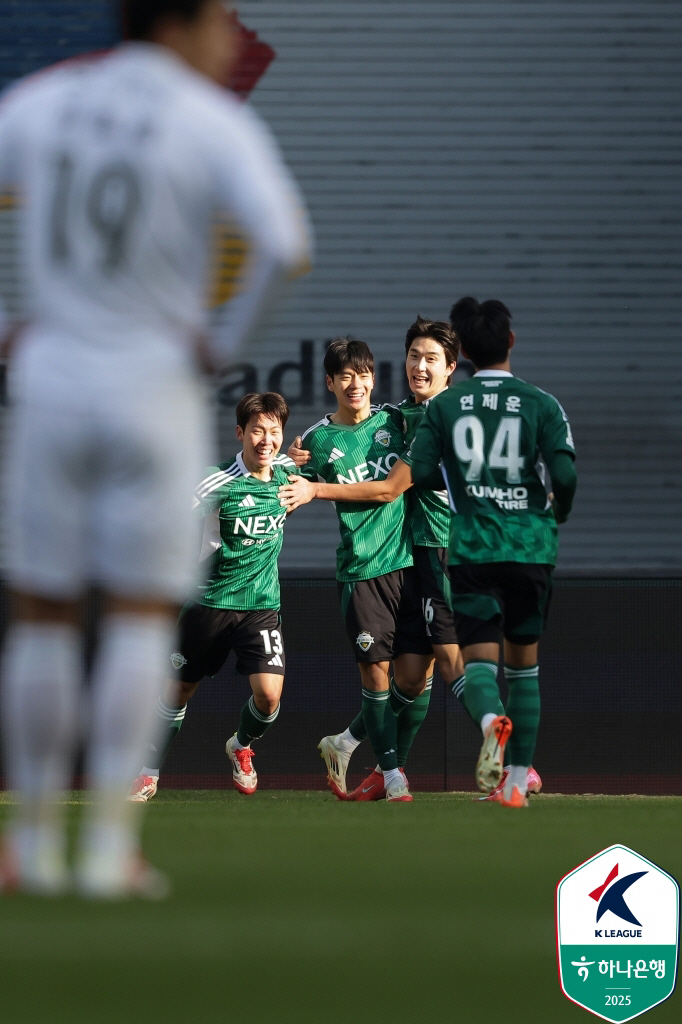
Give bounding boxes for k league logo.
[590,863,647,934]
[556,845,679,1022]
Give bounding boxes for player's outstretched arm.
[278,458,412,510]
[545,452,577,524]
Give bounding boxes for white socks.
[338,727,361,750]
[79,614,175,879]
[86,615,175,793]
[382,767,402,787]
[505,764,529,798]
[2,621,81,800]
[2,614,175,893]
[1,621,81,888]
[481,712,498,736]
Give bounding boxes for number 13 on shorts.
[259,629,283,655]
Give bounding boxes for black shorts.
[337,567,431,663]
[446,562,553,648]
[413,545,459,646]
[172,604,285,683]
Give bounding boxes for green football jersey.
[408,371,575,566]
[193,452,297,610]
[301,406,413,582]
[399,395,450,548]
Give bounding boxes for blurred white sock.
[80,614,174,876]
[1,621,80,888]
[2,621,81,799]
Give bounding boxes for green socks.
[395,676,432,768]
[450,672,505,722]
[348,709,367,743]
[505,665,540,766]
[463,660,502,726]
[142,697,186,775]
[346,682,409,743]
[237,695,280,746]
[346,676,432,770]
[361,688,398,771]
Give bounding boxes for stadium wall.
[0,2,681,574]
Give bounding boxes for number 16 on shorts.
[556,845,679,1021]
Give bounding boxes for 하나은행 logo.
[556,844,679,1022]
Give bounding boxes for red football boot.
[347,768,385,801]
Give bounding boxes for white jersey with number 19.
[0,42,310,382]
[0,42,311,600]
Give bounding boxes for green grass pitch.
[0,791,680,1024]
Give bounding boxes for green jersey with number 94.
[408,370,575,566]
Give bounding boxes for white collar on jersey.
[236,450,275,482]
[473,369,513,377]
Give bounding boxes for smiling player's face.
[327,367,374,416]
[237,414,283,473]
[405,336,455,403]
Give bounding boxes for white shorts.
[3,352,211,602]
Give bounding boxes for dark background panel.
[0,577,679,793]
[157,577,682,794]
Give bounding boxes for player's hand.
[549,491,567,524]
[278,475,316,510]
[287,436,311,466]
[193,332,218,375]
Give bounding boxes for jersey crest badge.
[170,652,187,670]
[356,631,375,652]
[373,429,391,447]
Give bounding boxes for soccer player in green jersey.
[288,338,439,802]
[129,393,296,801]
[409,297,577,807]
[283,317,543,798]
[283,320,471,799]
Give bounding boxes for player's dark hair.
[404,315,460,368]
[122,0,212,41]
[236,392,290,430]
[449,297,512,368]
[324,338,374,379]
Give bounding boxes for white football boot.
[127,774,159,802]
[318,734,355,797]
[225,735,258,794]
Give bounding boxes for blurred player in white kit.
[0,0,310,897]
